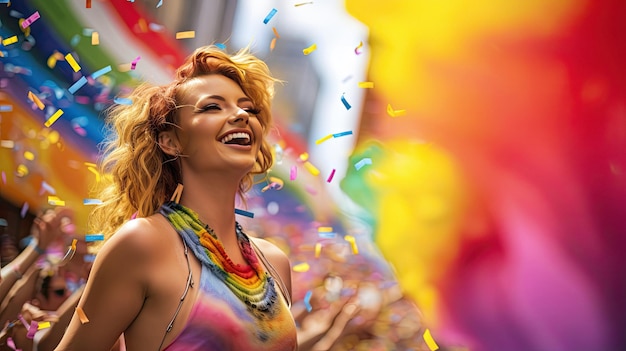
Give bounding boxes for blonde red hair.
[89,46,278,242]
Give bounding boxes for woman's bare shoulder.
[95,214,173,263]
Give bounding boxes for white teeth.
[220,132,251,144]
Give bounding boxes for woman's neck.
[177,172,241,248]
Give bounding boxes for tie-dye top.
[160,202,297,351]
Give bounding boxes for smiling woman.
[54,46,298,351]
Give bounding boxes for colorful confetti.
[175,31,195,39]
[290,165,297,180]
[90,65,112,79]
[234,208,254,218]
[2,36,18,46]
[83,198,103,205]
[358,81,374,88]
[295,1,314,6]
[354,157,372,170]
[28,91,45,110]
[354,41,364,55]
[304,161,320,176]
[315,134,333,145]
[263,8,278,24]
[85,234,105,242]
[48,195,66,206]
[303,43,317,55]
[91,31,99,45]
[131,56,141,70]
[326,169,336,183]
[304,290,313,312]
[340,93,352,110]
[68,76,88,94]
[113,97,133,105]
[65,53,81,72]
[332,130,353,138]
[423,329,439,350]
[21,11,41,29]
[386,103,406,117]
[76,306,90,324]
[293,262,310,272]
[44,109,64,127]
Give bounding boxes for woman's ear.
[157,131,179,157]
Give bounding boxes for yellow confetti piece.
[47,55,58,69]
[2,36,18,46]
[386,103,406,117]
[48,196,65,206]
[87,165,101,182]
[23,151,35,161]
[176,31,195,39]
[344,235,359,254]
[318,226,333,232]
[303,43,317,55]
[295,1,314,6]
[47,130,60,144]
[71,238,77,251]
[303,161,320,176]
[76,306,90,324]
[299,152,309,162]
[292,262,310,272]
[37,321,51,330]
[84,162,97,167]
[28,91,45,110]
[44,109,64,127]
[270,37,277,51]
[315,243,322,258]
[358,81,374,88]
[315,134,332,145]
[423,329,439,351]
[16,164,29,177]
[91,31,99,45]
[65,53,81,72]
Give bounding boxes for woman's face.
[173,74,263,176]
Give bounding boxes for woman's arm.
[34,284,84,351]
[54,220,152,351]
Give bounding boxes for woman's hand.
[32,208,74,251]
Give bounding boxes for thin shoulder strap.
[249,239,292,309]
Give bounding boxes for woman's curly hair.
[89,46,279,244]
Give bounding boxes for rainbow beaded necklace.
[160,201,279,318]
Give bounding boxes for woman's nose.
[230,108,249,124]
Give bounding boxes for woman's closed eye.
[194,103,221,113]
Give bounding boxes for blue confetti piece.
[0,0,11,3]
[91,65,112,79]
[113,97,133,105]
[70,34,81,47]
[215,43,226,50]
[332,130,353,138]
[318,232,336,239]
[0,105,13,112]
[83,254,96,262]
[340,94,352,110]
[354,157,372,170]
[263,8,277,24]
[304,290,313,312]
[234,208,254,218]
[68,76,87,94]
[85,234,105,242]
[83,198,103,205]
[156,0,163,8]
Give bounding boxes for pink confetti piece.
[21,11,40,29]
[1,171,5,184]
[290,165,297,180]
[20,202,29,218]
[131,56,141,70]
[326,169,336,183]
[27,320,38,339]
